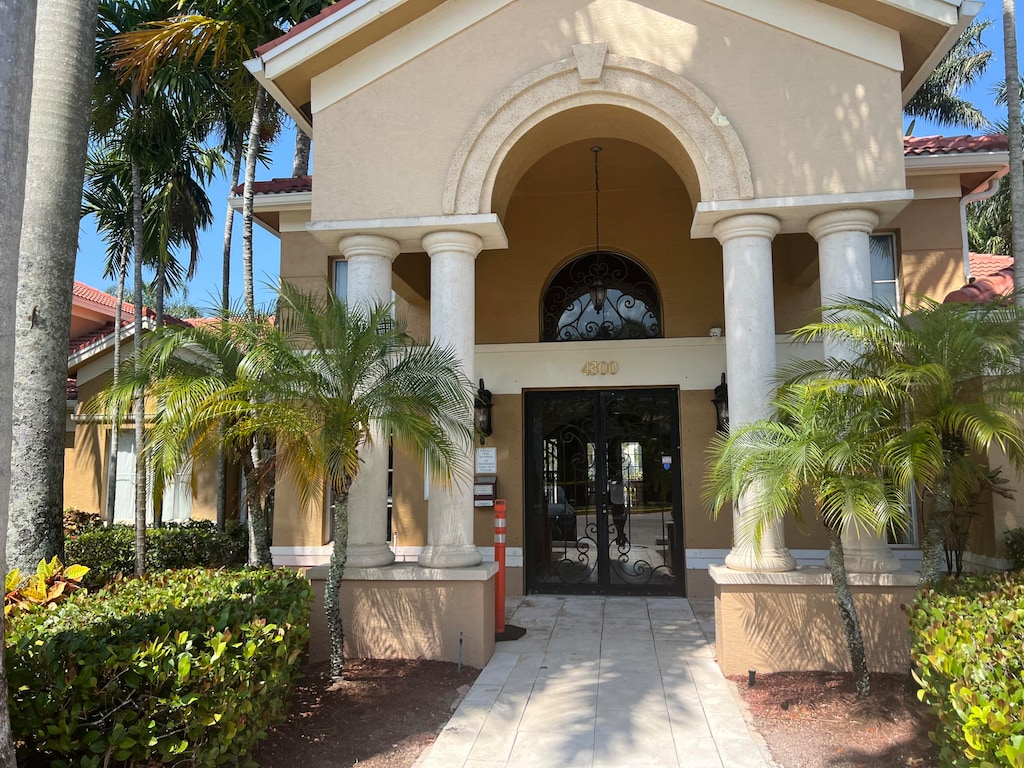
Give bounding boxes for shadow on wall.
[730,584,915,674]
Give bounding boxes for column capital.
[338,233,400,262]
[712,214,781,245]
[807,209,879,242]
[422,230,484,258]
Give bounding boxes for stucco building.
[239,0,1021,671]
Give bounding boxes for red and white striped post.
[494,499,507,634]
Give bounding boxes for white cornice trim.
[901,0,982,103]
[702,0,903,72]
[691,189,914,238]
[904,150,1008,175]
[307,213,509,253]
[228,190,313,212]
[67,319,151,370]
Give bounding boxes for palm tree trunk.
[8,0,97,574]
[242,87,267,319]
[827,528,870,697]
[242,448,272,566]
[327,489,350,679]
[104,249,128,526]
[216,139,243,531]
[132,150,147,577]
[292,127,311,177]
[0,0,39,762]
[152,259,164,530]
[920,474,954,585]
[1003,1,1024,274]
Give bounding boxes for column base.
[418,544,482,569]
[346,543,396,568]
[837,540,901,574]
[725,546,797,572]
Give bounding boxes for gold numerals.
[581,360,619,376]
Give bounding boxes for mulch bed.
[254,659,480,768]
[732,672,940,768]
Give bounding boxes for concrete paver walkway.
[415,596,775,768]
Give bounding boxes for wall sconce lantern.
[712,372,729,433]
[475,379,493,444]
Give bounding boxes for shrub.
[6,568,312,766]
[908,572,1024,767]
[1006,527,1024,571]
[66,520,249,586]
[62,508,102,537]
[5,557,89,617]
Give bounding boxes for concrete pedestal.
[307,562,498,669]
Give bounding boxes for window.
[869,234,899,308]
[334,259,348,300]
[541,252,661,341]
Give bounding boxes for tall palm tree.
[786,296,1024,584]
[8,0,100,574]
[106,285,474,677]
[106,0,331,316]
[906,19,992,131]
[0,0,39,761]
[705,383,909,698]
[1004,2,1024,275]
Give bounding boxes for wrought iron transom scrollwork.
[542,251,661,342]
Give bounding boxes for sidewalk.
[415,595,776,768]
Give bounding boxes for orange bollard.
[494,499,507,634]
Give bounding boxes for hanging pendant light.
[590,145,607,313]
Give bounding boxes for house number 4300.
[581,360,619,376]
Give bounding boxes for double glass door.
[524,389,684,595]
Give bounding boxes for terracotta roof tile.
[255,0,360,56]
[69,320,123,355]
[969,253,1013,278]
[67,377,77,401]
[233,175,312,196]
[904,134,1009,155]
[944,264,1016,304]
[73,281,148,318]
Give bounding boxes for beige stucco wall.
[715,582,916,675]
[312,0,904,221]
[890,195,966,306]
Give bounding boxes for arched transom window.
[542,252,662,342]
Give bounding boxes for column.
[714,214,797,572]
[418,230,483,569]
[808,209,899,573]
[340,234,400,568]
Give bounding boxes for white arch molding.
[442,51,755,216]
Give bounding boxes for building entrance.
[524,388,684,595]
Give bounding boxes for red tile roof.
[944,254,1016,304]
[255,0,361,56]
[969,253,1013,278]
[233,175,312,196]
[73,281,156,319]
[904,134,1009,155]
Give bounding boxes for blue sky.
[73,4,1020,312]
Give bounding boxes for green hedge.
[6,568,311,766]
[908,571,1024,768]
[66,520,247,586]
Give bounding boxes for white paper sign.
[476,447,497,474]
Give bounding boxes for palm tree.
[786,296,1024,584]
[0,0,39,761]
[106,0,330,316]
[906,19,992,131]
[106,284,474,677]
[7,0,100,574]
[1003,2,1024,277]
[705,383,909,698]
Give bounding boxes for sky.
[72,4,1021,313]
